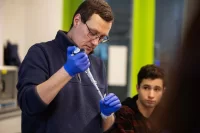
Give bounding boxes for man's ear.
[73,14,81,27]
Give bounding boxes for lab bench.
[0,66,20,120]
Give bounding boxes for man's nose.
[148,90,155,99]
[91,38,99,46]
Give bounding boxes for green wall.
[130,0,156,96]
[62,0,82,31]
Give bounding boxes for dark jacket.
[17,30,108,133]
[105,95,151,133]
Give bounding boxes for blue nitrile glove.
[100,93,122,117]
[64,46,90,76]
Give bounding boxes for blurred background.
[0,0,196,132]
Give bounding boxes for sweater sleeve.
[104,106,135,133]
[17,44,49,116]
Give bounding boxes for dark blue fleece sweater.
[17,30,108,133]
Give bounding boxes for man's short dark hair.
[71,0,114,28]
[137,64,165,87]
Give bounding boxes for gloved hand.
[100,93,122,118]
[64,46,90,76]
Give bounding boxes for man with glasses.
[17,0,121,133]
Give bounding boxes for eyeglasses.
[85,23,109,43]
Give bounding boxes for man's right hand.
[64,46,90,76]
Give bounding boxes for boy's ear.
[163,87,166,92]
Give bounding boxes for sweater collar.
[55,30,76,52]
[122,95,139,113]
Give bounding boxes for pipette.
[72,47,104,99]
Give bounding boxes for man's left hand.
[100,93,122,117]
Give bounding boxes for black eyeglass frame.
[85,23,109,43]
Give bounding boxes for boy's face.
[137,78,165,109]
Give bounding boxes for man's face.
[72,13,112,54]
[137,78,165,109]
